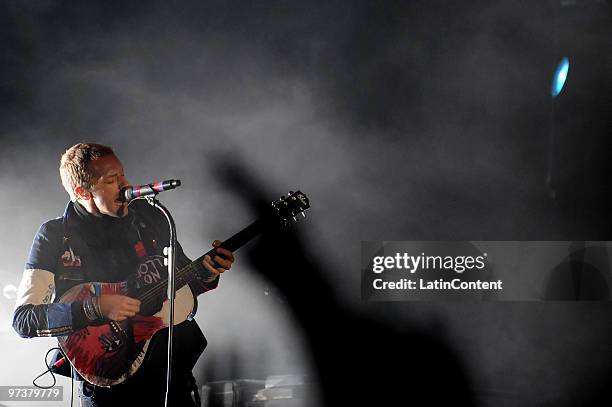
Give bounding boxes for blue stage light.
[551,57,570,98]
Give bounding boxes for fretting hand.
[202,240,235,277]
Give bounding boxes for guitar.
[57,190,310,387]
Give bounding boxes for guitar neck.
[189,217,266,282]
[142,218,266,300]
[137,189,309,302]
[213,217,265,253]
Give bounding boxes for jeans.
[79,372,200,407]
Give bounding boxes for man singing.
[13,143,234,406]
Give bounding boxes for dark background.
[1,1,611,405]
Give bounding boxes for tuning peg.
[301,212,306,218]
[293,216,297,222]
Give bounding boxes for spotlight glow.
[551,57,570,98]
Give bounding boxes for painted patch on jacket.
[61,247,82,267]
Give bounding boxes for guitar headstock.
[271,190,310,226]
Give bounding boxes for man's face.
[87,154,130,217]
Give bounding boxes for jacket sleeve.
[12,221,89,338]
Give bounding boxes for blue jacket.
[13,199,218,375]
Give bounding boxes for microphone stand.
[145,195,177,407]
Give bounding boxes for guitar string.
[137,205,300,305]
[136,261,199,307]
[137,238,246,307]
[137,251,214,307]
[137,237,239,307]
[134,204,305,307]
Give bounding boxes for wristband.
[83,297,103,322]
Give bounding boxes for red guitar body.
[58,281,194,387]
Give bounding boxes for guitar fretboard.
[137,218,266,304]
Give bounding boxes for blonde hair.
[59,143,115,201]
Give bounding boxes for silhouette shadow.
[204,157,476,405]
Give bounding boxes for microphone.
[118,179,181,202]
